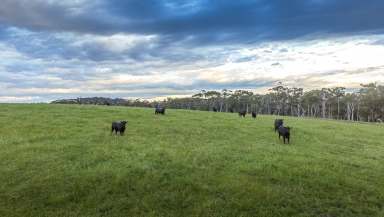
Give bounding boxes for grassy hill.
[0,104,383,217]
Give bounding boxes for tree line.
[161,83,384,122]
[52,82,384,122]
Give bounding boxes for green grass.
[0,104,383,217]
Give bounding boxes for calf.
[251,111,257,118]
[278,126,290,144]
[111,121,127,135]
[155,107,166,115]
[238,110,246,117]
[274,119,284,132]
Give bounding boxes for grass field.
[0,104,383,217]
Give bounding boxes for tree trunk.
[322,100,326,118]
[346,103,351,121]
[357,103,360,121]
[220,100,223,112]
[297,104,300,117]
[337,98,340,120]
[328,105,332,119]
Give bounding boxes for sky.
[0,0,384,102]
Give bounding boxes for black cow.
[155,107,166,115]
[278,126,290,144]
[274,119,284,132]
[238,110,246,117]
[111,121,127,135]
[213,107,218,112]
[229,108,234,113]
[251,111,257,118]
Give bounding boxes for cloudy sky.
[1,0,384,102]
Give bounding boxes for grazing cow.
[111,121,127,135]
[155,107,166,115]
[238,110,246,117]
[251,111,257,118]
[213,107,218,112]
[278,126,290,144]
[274,119,284,132]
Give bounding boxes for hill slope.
[0,104,383,217]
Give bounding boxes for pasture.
[0,104,383,217]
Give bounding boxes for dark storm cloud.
[0,27,207,64]
[1,0,384,43]
[2,0,384,64]
[0,0,117,34]
[1,0,384,102]
[101,0,384,44]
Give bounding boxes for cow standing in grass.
[111,121,127,135]
[155,107,166,115]
[252,111,257,118]
[274,119,284,132]
[238,110,246,117]
[278,126,290,144]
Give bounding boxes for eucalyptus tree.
[343,93,359,121]
[330,87,346,120]
[302,90,322,117]
[221,89,232,112]
[320,88,332,119]
[269,85,289,115]
[359,83,384,122]
[249,94,263,113]
[205,91,221,110]
[287,87,304,116]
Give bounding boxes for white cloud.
[192,35,384,89]
[1,31,384,102]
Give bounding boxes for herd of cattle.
[111,107,292,144]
